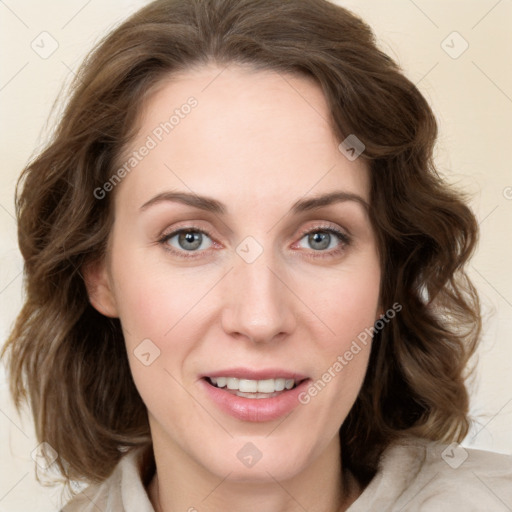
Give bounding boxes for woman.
[2,0,511,510]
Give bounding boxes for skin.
[85,64,382,512]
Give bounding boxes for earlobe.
[82,258,119,318]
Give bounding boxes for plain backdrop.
[1,1,511,510]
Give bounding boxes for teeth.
[275,379,285,391]
[226,377,239,390]
[208,377,296,393]
[255,379,274,393]
[239,379,258,392]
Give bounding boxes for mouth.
[204,376,302,399]
[200,370,310,422]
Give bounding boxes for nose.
[220,250,297,345]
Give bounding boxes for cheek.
[297,275,377,436]
[297,253,380,409]
[112,261,200,420]
[110,250,205,346]
[115,281,173,348]
[108,247,213,401]
[306,258,381,348]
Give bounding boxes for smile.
[201,371,310,422]
[207,377,297,398]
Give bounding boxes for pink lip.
[201,367,308,381]
[200,377,311,422]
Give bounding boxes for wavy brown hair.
[2,0,480,489]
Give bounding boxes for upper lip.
[202,367,309,381]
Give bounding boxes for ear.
[82,258,119,318]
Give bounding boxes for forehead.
[116,63,370,211]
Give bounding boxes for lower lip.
[201,378,310,422]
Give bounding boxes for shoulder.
[349,437,512,511]
[61,448,154,512]
[406,438,512,509]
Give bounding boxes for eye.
[160,229,214,253]
[296,226,351,255]
[158,224,350,260]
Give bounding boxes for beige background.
[1,1,511,510]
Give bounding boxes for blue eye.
[297,228,350,253]
[158,225,350,260]
[162,229,213,252]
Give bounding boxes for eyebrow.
[139,190,369,214]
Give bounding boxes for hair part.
[2,0,480,488]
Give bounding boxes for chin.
[189,433,322,483]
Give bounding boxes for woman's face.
[89,64,381,482]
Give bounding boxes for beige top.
[62,437,512,511]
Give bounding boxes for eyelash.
[157,224,351,260]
